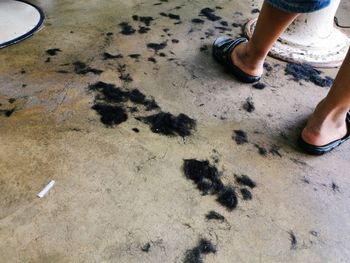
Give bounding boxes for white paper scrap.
[37,180,55,198]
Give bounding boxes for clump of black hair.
[129,89,160,111]
[206,211,225,222]
[136,16,154,26]
[240,188,252,200]
[192,18,205,24]
[254,144,268,156]
[103,52,123,60]
[46,48,61,56]
[140,112,196,137]
[91,104,128,127]
[73,61,103,75]
[263,62,273,72]
[233,130,248,145]
[243,97,255,113]
[0,108,15,117]
[252,83,266,90]
[217,187,238,210]
[141,242,151,252]
[117,64,133,83]
[200,7,222,21]
[88,82,129,103]
[184,159,223,195]
[184,239,216,263]
[147,42,167,52]
[89,82,159,111]
[235,175,256,188]
[183,160,240,210]
[285,63,334,87]
[119,22,136,35]
[288,231,297,250]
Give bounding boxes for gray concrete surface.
[0,0,350,262]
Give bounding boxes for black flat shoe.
[212,36,261,83]
[299,112,350,155]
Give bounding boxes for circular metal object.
[0,0,45,49]
[245,18,349,68]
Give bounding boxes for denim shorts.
[266,0,331,13]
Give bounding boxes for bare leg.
[302,49,350,146]
[231,1,298,76]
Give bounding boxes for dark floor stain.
[240,188,253,200]
[184,239,216,263]
[73,61,103,75]
[206,211,225,222]
[147,42,167,52]
[141,242,151,252]
[254,144,268,156]
[46,48,61,56]
[119,22,136,35]
[285,63,334,87]
[235,175,256,188]
[252,82,266,90]
[251,8,260,14]
[138,112,196,137]
[288,231,297,250]
[132,128,140,133]
[233,130,248,145]
[103,52,123,60]
[243,97,255,113]
[172,39,180,43]
[200,7,222,21]
[91,104,128,127]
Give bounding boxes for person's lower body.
[213,0,350,154]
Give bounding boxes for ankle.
[231,42,265,75]
[314,99,349,127]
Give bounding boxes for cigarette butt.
[37,180,55,198]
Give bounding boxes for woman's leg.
[231,1,299,76]
[302,49,350,146]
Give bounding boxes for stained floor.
[1,0,350,262]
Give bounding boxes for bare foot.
[230,41,264,77]
[302,101,348,146]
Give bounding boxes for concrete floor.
[1,0,350,262]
